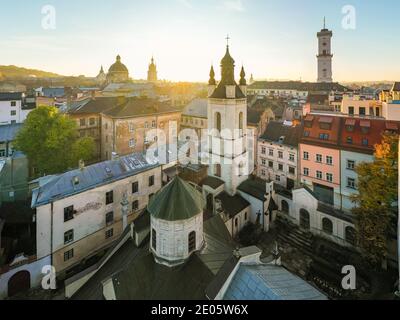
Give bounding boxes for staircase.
[275,214,314,256]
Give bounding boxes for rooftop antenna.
[323,16,326,29]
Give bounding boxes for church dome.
[148,177,204,221]
[108,55,129,73]
[149,176,205,267]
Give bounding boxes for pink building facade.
[299,143,341,209]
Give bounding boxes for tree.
[14,106,95,177]
[352,132,398,268]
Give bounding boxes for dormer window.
[304,115,314,128]
[360,120,370,134]
[345,119,355,132]
[319,117,333,130]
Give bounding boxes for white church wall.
[151,213,204,265]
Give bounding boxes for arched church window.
[322,218,333,235]
[239,112,244,132]
[152,229,157,251]
[215,112,222,132]
[281,200,289,214]
[299,209,310,230]
[345,226,356,245]
[188,231,196,252]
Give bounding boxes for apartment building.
[31,153,162,278]
[258,121,303,190]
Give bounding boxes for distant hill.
[0,65,63,79]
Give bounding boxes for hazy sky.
[0,0,399,82]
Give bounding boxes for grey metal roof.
[0,123,23,142]
[0,92,23,101]
[42,87,65,98]
[182,98,208,118]
[224,264,327,300]
[31,153,159,208]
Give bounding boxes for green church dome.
[148,177,205,221]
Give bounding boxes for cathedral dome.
[108,55,129,73]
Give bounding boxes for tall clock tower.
[207,41,249,196]
[317,18,333,83]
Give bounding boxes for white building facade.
[31,154,162,278]
[0,93,32,126]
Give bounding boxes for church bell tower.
[207,38,249,196]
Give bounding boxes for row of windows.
[260,159,295,174]
[261,147,295,162]
[63,228,114,262]
[298,209,356,245]
[303,168,357,189]
[80,118,96,127]
[303,168,334,183]
[182,117,205,127]
[64,226,114,248]
[152,230,197,253]
[303,153,356,170]
[303,152,333,165]
[345,136,369,146]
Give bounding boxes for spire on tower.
[209,65,216,85]
[323,16,326,29]
[226,34,230,47]
[239,66,246,86]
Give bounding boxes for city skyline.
[0,0,399,82]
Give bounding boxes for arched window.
[215,112,222,132]
[152,229,157,251]
[322,218,333,235]
[188,231,196,252]
[345,226,356,245]
[299,209,310,230]
[239,112,244,132]
[235,218,239,227]
[281,200,289,214]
